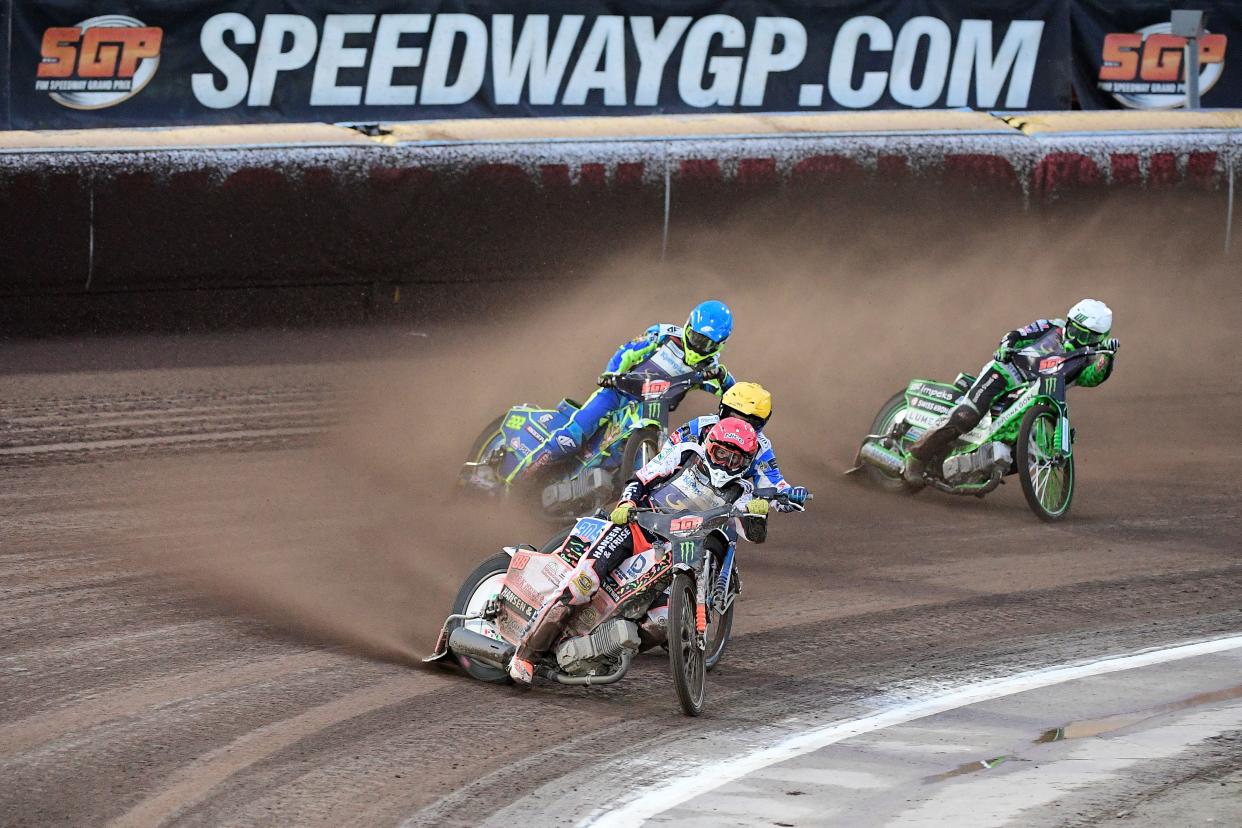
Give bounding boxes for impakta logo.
[1098,22,1227,109]
[36,15,163,109]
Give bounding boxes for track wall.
[1,112,1238,332]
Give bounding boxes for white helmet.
[1065,299,1112,348]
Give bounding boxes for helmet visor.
[1066,319,1106,347]
[685,328,724,359]
[721,405,767,432]
[707,441,750,473]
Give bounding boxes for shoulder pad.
[646,323,680,340]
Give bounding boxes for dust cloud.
[130,189,1238,662]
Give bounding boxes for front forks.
[694,559,711,648]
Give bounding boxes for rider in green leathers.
[905,298,1119,483]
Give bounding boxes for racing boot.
[904,401,980,483]
[507,656,536,685]
[507,595,574,684]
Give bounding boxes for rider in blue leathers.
[505,300,737,484]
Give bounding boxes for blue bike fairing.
[493,406,573,477]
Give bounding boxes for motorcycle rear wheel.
[1016,404,1075,522]
[448,552,514,683]
[668,572,706,716]
[864,391,916,493]
[467,415,506,463]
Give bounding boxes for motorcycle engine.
[555,619,640,676]
[942,443,1014,484]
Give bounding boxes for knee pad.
[566,569,601,605]
[946,401,982,434]
[548,421,586,456]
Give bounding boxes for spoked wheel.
[447,552,513,683]
[1016,404,1075,522]
[620,426,662,478]
[863,391,917,493]
[668,572,706,716]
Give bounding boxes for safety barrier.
[1,110,1238,332]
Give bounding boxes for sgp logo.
[1098,22,1227,109]
[36,15,163,109]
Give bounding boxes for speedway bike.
[849,345,1115,521]
[426,490,804,716]
[459,369,714,521]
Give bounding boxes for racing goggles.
[707,441,750,472]
[721,405,767,432]
[684,327,725,358]
[1065,319,1106,347]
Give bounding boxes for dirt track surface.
[1,315,1238,827]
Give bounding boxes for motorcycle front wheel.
[668,572,706,716]
[620,425,662,479]
[1016,404,1075,522]
[705,555,736,672]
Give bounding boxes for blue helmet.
[684,300,733,366]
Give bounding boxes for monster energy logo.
[646,401,661,420]
[676,541,696,563]
[1043,377,1056,396]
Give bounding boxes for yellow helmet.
[719,381,772,430]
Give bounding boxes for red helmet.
[703,417,759,488]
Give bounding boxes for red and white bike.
[426,491,803,716]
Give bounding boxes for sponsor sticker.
[556,434,576,450]
[912,382,956,402]
[1097,23,1227,109]
[669,515,704,534]
[505,414,526,430]
[618,554,648,580]
[537,413,555,425]
[36,15,163,109]
[541,560,567,583]
[573,517,607,543]
[641,379,671,398]
[499,585,536,620]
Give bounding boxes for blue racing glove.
[775,486,809,513]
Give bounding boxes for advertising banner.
[7,0,1071,129]
[1073,1,1242,109]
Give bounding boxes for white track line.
[583,633,1242,828]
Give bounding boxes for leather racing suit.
[506,324,736,483]
[510,442,765,667]
[908,318,1116,465]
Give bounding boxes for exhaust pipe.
[857,442,906,476]
[448,627,515,669]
